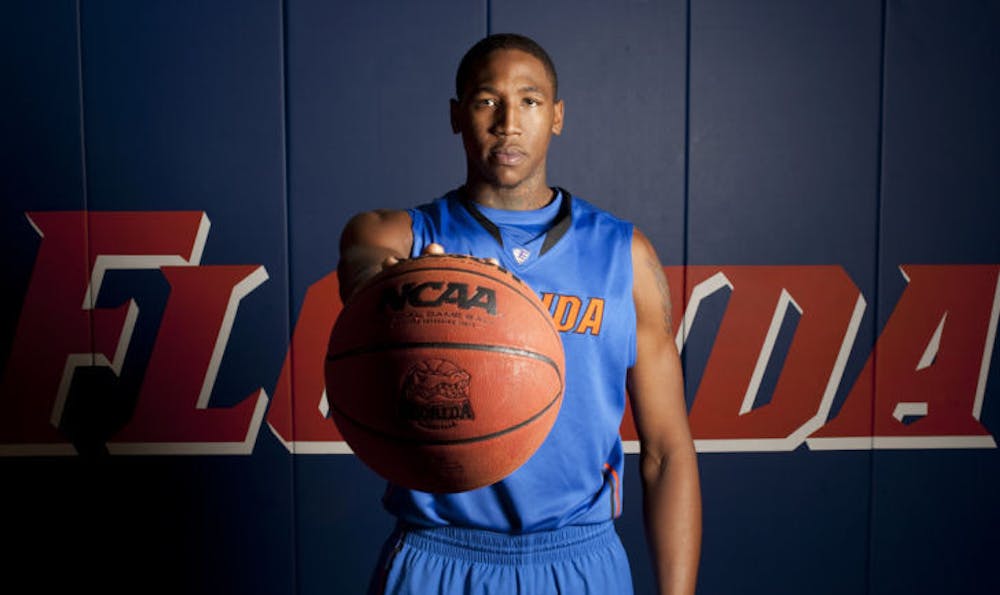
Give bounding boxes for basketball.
[325,254,565,493]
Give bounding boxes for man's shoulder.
[411,189,461,214]
[563,190,634,228]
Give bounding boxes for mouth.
[490,146,526,166]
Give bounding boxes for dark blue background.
[1,1,998,593]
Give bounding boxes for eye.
[524,97,541,107]
[475,97,498,108]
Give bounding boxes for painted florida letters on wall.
[3,220,996,455]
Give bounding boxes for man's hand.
[337,210,414,303]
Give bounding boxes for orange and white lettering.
[810,265,999,450]
[267,271,349,453]
[111,265,269,454]
[685,266,865,452]
[0,211,208,455]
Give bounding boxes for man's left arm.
[627,228,702,595]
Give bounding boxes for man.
[338,33,701,594]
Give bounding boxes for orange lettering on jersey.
[575,297,605,335]
[552,295,582,332]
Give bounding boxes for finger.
[383,255,400,267]
[423,243,445,255]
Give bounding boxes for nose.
[492,102,521,136]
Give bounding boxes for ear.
[552,99,565,135]
[450,98,461,134]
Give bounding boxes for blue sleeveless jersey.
[382,189,637,533]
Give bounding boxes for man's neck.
[462,181,555,211]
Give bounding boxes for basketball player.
[338,33,701,594]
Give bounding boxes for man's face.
[451,49,564,197]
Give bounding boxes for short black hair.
[455,33,559,100]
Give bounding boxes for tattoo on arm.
[645,254,674,337]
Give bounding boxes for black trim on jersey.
[539,188,572,255]
[458,187,573,257]
[459,195,504,244]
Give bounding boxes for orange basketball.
[325,254,565,493]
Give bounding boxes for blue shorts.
[369,521,634,594]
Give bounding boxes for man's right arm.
[337,209,414,303]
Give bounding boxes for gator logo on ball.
[399,359,475,429]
